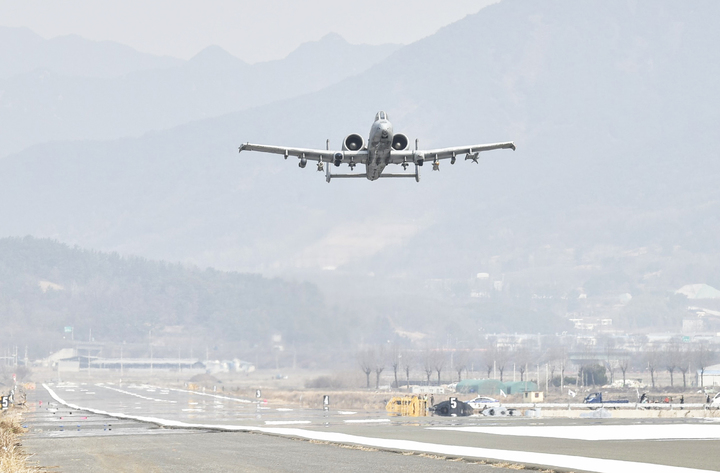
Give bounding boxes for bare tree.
[454,350,469,382]
[644,343,661,389]
[358,349,374,388]
[485,357,493,379]
[678,347,691,389]
[389,345,401,390]
[694,341,717,389]
[618,354,630,388]
[603,337,616,384]
[422,349,433,386]
[514,345,535,382]
[664,339,681,388]
[494,345,510,382]
[373,345,386,389]
[402,350,414,391]
[433,350,446,386]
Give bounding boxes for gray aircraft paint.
[239,111,515,182]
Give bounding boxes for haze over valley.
[2,0,720,362]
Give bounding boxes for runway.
[20,382,720,472]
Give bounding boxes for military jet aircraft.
[239,111,515,182]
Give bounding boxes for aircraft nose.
[379,123,390,138]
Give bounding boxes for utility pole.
[149,330,153,375]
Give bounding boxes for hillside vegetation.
[0,237,338,360]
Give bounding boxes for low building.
[411,386,445,394]
[455,379,505,395]
[455,379,538,396]
[699,364,720,387]
[89,358,205,370]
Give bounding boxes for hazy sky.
[0,0,499,63]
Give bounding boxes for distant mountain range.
[0,30,401,156]
[2,0,720,335]
[0,26,183,79]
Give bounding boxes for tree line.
[356,336,719,391]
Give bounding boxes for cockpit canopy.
[375,111,388,121]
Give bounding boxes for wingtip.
[510,142,516,151]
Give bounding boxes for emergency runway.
[21,382,720,472]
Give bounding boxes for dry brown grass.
[0,408,42,473]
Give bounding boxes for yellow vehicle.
[385,396,428,417]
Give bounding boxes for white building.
[699,364,720,387]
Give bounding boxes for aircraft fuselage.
[365,115,393,181]
[239,110,516,183]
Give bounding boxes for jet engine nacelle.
[342,133,365,151]
[391,133,409,151]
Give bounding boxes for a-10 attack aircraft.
[238,111,515,182]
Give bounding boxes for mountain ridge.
[1,0,719,333]
[0,29,402,157]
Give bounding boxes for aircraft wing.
[389,141,515,164]
[239,143,368,164]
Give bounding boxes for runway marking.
[264,421,311,425]
[96,385,177,404]
[343,419,391,424]
[42,384,716,473]
[428,424,720,441]
[163,387,252,403]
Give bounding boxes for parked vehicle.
[465,396,500,410]
[711,393,720,408]
[431,397,474,416]
[583,392,629,404]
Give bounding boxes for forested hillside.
[0,237,340,360]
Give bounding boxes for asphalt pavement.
[18,381,720,473]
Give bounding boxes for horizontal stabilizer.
[328,173,368,179]
[325,171,367,183]
[377,173,417,178]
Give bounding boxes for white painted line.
[165,387,252,403]
[338,411,357,415]
[343,419,391,424]
[264,421,311,425]
[41,384,715,473]
[429,424,720,441]
[96,385,177,404]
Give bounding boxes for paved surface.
[24,430,514,473]
[20,385,520,473]
[19,382,720,473]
